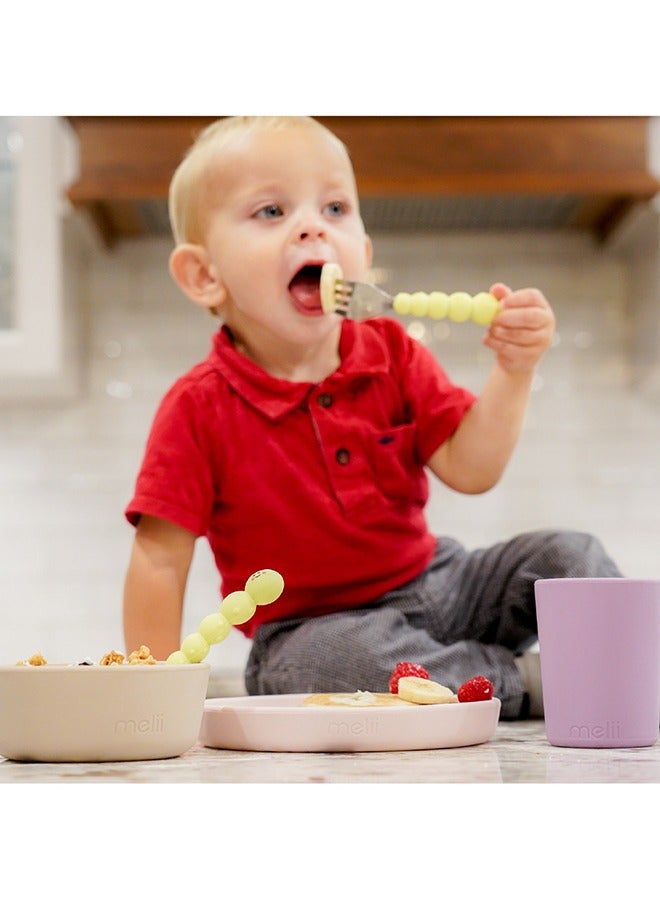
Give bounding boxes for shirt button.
[317,392,333,408]
[335,448,350,465]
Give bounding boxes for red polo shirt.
[125,318,476,637]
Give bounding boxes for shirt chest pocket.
[368,422,427,503]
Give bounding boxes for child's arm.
[123,514,196,660]
[427,283,555,494]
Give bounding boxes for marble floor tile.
[2,721,659,784]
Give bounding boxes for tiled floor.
[2,719,659,783]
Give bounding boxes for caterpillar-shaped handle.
[167,569,284,664]
[393,291,500,326]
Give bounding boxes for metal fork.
[320,263,500,325]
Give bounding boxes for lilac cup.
[535,578,660,748]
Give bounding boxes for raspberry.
[457,675,494,703]
[389,661,429,694]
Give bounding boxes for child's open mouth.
[288,264,324,314]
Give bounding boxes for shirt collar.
[210,321,390,420]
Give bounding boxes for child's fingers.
[489,282,511,301]
[482,330,549,370]
[490,288,555,332]
[483,287,555,371]
[492,305,554,335]
[491,287,549,311]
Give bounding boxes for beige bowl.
[0,662,210,763]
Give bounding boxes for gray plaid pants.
[245,529,622,718]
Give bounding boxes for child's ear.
[364,234,373,270]
[169,244,226,312]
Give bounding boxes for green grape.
[199,612,231,645]
[221,590,257,625]
[180,632,209,663]
[244,569,285,606]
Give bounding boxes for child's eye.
[255,204,283,219]
[324,201,346,217]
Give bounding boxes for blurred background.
[2,116,659,676]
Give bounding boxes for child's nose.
[294,210,326,241]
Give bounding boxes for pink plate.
[199,694,501,752]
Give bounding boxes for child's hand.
[482,283,555,373]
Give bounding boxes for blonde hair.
[168,116,351,245]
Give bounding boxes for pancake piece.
[301,690,415,708]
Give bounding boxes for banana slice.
[320,262,343,313]
[397,676,458,705]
